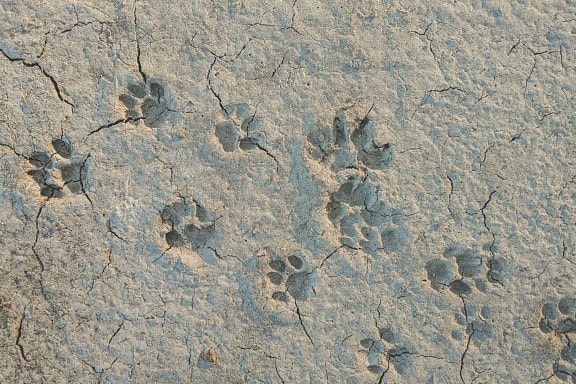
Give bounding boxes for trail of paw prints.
[26,137,94,202]
[357,327,417,380]
[265,252,318,302]
[119,78,178,129]
[326,174,409,254]
[156,198,220,264]
[307,106,393,172]
[538,296,576,381]
[213,103,278,170]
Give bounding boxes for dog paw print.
[539,297,576,335]
[327,174,409,253]
[451,304,496,348]
[266,254,318,302]
[214,103,266,152]
[159,199,219,254]
[26,137,93,198]
[537,297,576,381]
[119,79,177,128]
[307,107,393,172]
[425,245,509,295]
[425,247,480,295]
[358,328,415,378]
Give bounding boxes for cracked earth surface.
[1,1,576,383]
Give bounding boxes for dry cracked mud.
[1,1,576,383]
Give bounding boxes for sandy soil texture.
[1,1,576,383]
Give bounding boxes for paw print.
[539,296,576,334]
[538,297,576,381]
[214,103,266,152]
[266,254,318,302]
[425,245,510,295]
[159,199,219,254]
[425,248,480,296]
[307,107,393,172]
[327,174,409,253]
[119,78,176,128]
[452,305,496,347]
[358,328,415,378]
[26,137,93,198]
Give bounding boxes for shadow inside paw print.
[26,137,93,198]
[307,107,393,172]
[160,199,219,262]
[214,103,266,152]
[119,79,177,128]
[267,254,318,302]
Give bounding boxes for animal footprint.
[426,245,509,295]
[307,107,393,172]
[358,328,415,378]
[119,78,177,128]
[214,103,266,152]
[535,298,576,381]
[159,199,219,254]
[267,254,318,302]
[26,137,93,198]
[327,174,409,253]
[539,296,576,335]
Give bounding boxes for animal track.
[119,78,177,128]
[311,108,402,253]
[425,245,510,294]
[326,174,409,253]
[307,107,393,172]
[453,304,496,346]
[214,103,266,153]
[539,296,576,334]
[535,296,576,382]
[159,199,218,253]
[358,327,415,378]
[266,253,318,302]
[26,137,93,199]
